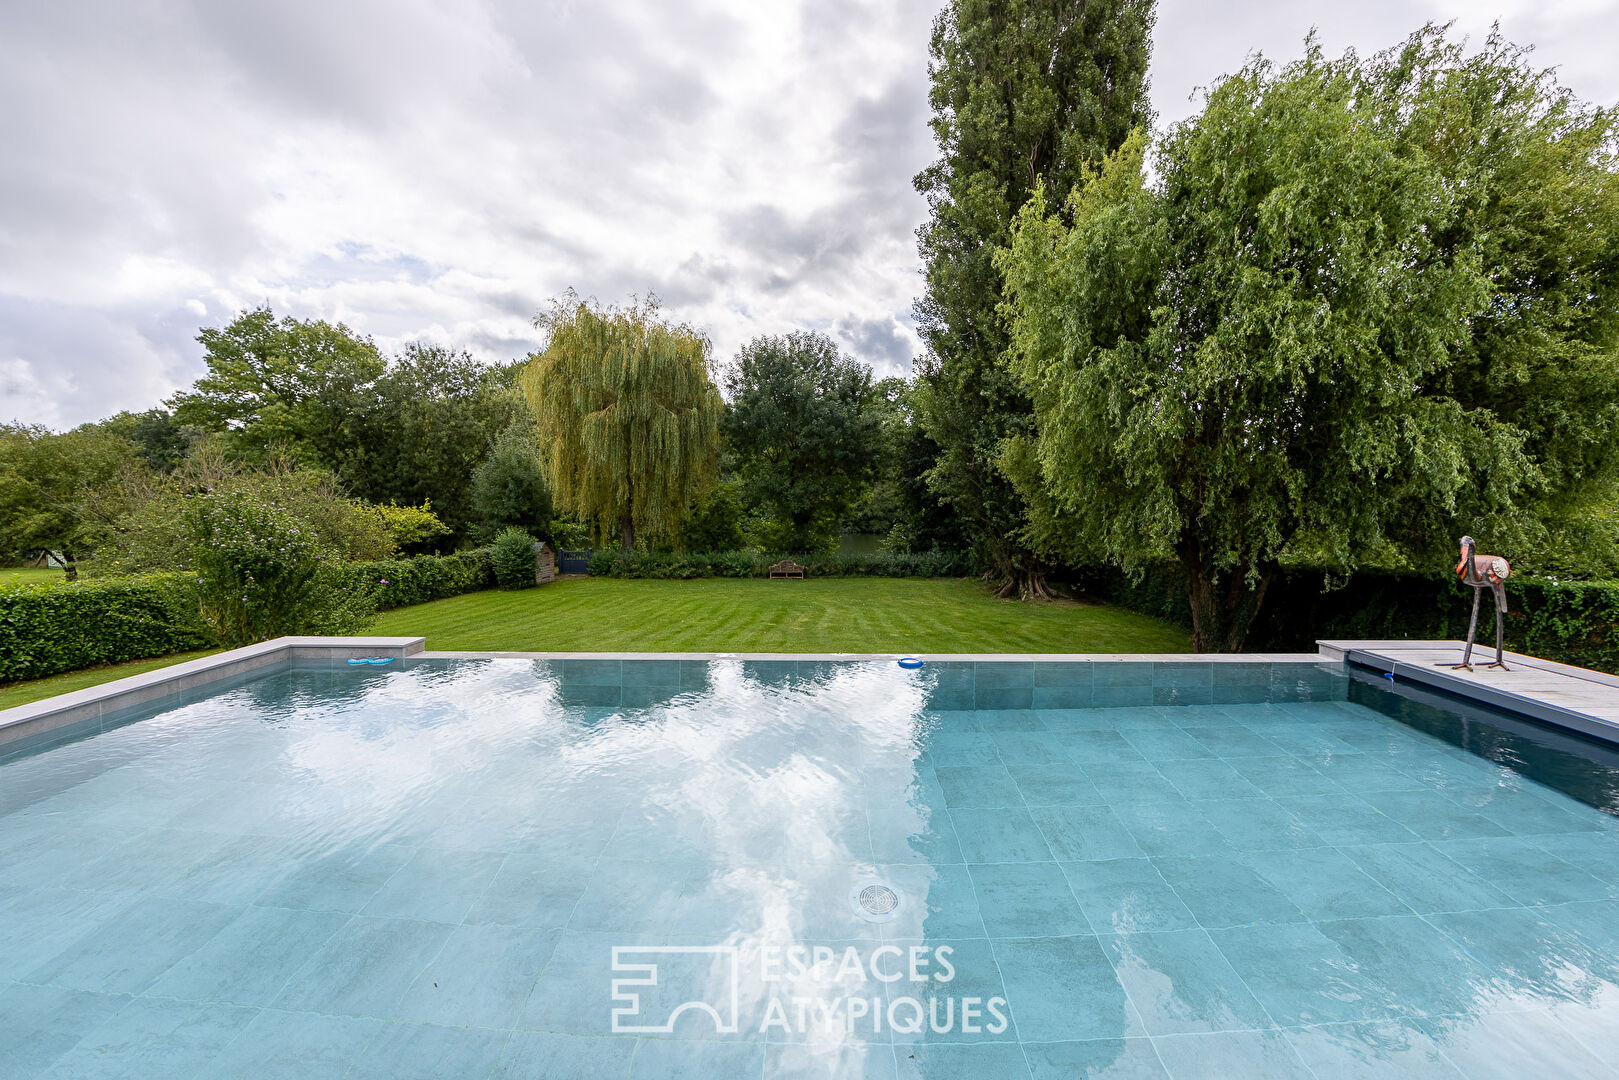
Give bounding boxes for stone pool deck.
[1321,639,1619,744]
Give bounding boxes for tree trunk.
[620,515,635,553]
[60,550,78,583]
[1181,541,1276,652]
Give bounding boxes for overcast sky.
[3,0,1616,429]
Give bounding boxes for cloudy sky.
[3,0,1616,429]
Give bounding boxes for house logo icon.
[609,945,741,1035]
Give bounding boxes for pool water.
[1,659,1617,1079]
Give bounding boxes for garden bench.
[769,559,805,579]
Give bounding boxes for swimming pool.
[2,658,1616,1078]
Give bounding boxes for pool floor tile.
[26,895,242,996]
[271,915,455,1019]
[1060,859,1199,935]
[144,905,352,1007]
[1282,1021,1463,1079]
[950,807,1054,864]
[345,1022,512,1080]
[493,1031,637,1079]
[892,1041,1032,1080]
[192,1009,382,1080]
[1101,929,1272,1036]
[995,934,1142,1043]
[1023,1037,1169,1079]
[1029,804,1143,861]
[34,998,259,1080]
[392,923,561,1028]
[968,863,1089,938]
[1148,855,1307,928]
[0,983,134,1078]
[1417,1008,1615,1080]
[465,853,597,929]
[1150,1030,1315,1080]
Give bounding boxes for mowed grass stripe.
[372,577,1189,654]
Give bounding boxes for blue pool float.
[897,657,924,669]
[347,656,395,666]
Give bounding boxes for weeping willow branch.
[521,295,723,551]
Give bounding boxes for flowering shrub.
[183,490,375,646]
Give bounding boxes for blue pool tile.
[1112,799,1234,859]
[1152,664,1214,707]
[360,848,506,923]
[888,936,1015,1043]
[1149,855,1307,928]
[272,915,454,1018]
[766,1041,899,1079]
[1152,1030,1315,1079]
[494,1031,636,1078]
[1282,1020,1462,1079]
[1225,755,1344,798]
[1033,684,1094,709]
[1050,731,1146,767]
[1005,765,1103,807]
[974,709,1047,732]
[1102,928,1272,1036]
[36,998,258,1080]
[1119,728,1219,764]
[1313,915,1493,1019]
[1240,849,1411,920]
[871,809,964,866]
[253,841,415,913]
[621,660,684,687]
[28,895,241,995]
[1092,667,1153,708]
[557,682,621,707]
[555,658,623,682]
[1359,790,1513,840]
[0,983,133,1077]
[517,931,621,1036]
[936,765,1025,809]
[346,1022,511,1080]
[466,853,597,928]
[1536,832,1619,885]
[881,862,986,939]
[968,863,1089,937]
[1537,898,1619,955]
[996,934,1140,1043]
[0,886,137,979]
[975,686,1034,710]
[892,1042,1032,1079]
[1023,1038,1168,1079]
[194,1009,382,1080]
[1482,793,1610,837]
[990,733,1066,765]
[1180,725,1282,758]
[1338,842,1516,914]
[1061,859,1198,934]
[1417,1008,1613,1080]
[1030,804,1143,861]
[950,807,1054,863]
[568,858,706,933]
[1084,761,1185,805]
[1432,836,1615,905]
[630,1038,765,1078]
[1150,760,1263,801]
[927,733,1001,767]
[1194,797,1327,855]
[1209,921,1385,1026]
[974,662,1033,690]
[1425,907,1604,1004]
[145,905,351,1006]
[1211,664,1273,706]
[1275,795,1419,846]
[394,924,561,1028]
[1034,662,1093,688]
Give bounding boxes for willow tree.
[521,297,723,551]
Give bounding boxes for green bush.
[585,548,972,579]
[1077,563,1619,674]
[340,549,496,610]
[0,574,210,682]
[490,528,538,589]
[184,490,375,646]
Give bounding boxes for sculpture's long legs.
[1485,582,1510,670]
[1445,588,1481,671]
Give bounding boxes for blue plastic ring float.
[897,657,924,669]
[347,656,395,666]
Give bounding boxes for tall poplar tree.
[522,296,723,551]
[913,0,1155,597]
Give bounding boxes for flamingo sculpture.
[1441,536,1511,672]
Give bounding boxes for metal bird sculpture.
[1441,535,1511,672]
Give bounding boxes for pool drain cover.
[850,879,901,922]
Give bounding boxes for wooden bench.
[768,559,805,579]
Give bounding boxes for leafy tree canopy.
[999,28,1619,650]
[914,0,1155,596]
[522,295,723,551]
[470,422,555,543]
[0,423,139,577]
[723,331,883,554]
[168,306,385,463]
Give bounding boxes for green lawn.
[0,650,219,711]
[0,567,65,586]
[373,577,1189,653]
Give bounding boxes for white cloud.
[1,0,1615,427]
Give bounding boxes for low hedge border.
[586,549,973,579]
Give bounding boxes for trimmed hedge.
[336,550,497,610]
[1,551,501,685]
[586,549,973,579]
[1079,563,1619,675]
[0,573,210,683]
